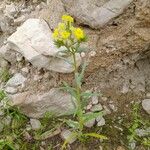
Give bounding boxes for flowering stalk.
[53,15,107,146]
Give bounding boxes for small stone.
[109,104,117,112]
[6,73,26,87]
[91,95,99,105]
[16,53,23,62]
[30,119,41,130]
[91,104,103,112]
[86,104,92,110]
[101,97,108,101]
[146,93,150,99]
[97,117,105,127]
[14,15,26,25]
[5,86,17,94]
[142,99,150,114]
[21,67,29,75]
[61,129,77,144]
[135,128,150,137]
[103,106,111,115]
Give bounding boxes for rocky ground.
[0,0,150,149]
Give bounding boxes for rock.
[86,104,92,110]
[91,104,103,112]
[7,19,81,73]
[146,93,150,99]
[109,103,117,112]
[30,119,41,130]
[0,44,17,64]
[97,117,105,127]
[103,106,111,115]
[5,86,17,94]
[62,0,133,29]
[61,129,77,144]
[91,95,99,105]
[4,3,18,18]
[142,99,150,114]
[135,128,150,137]
[43,0,66,29]
[6,73,26,87]
[84,112,95,128]
[10,88,75,118]
[14,15,26,26]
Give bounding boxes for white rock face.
[62,0,133,29]
[7,19,81,73]
[142,99,150,114]
[10,88,75,118]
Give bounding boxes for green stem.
[72,52,84,133]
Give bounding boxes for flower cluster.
[52,15,86,51]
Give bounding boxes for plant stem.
[72,53,84,133]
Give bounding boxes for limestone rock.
[62,0,133,29]
[10,88,75,118]
[5,86,17,94]
[142,99,150,114]
[7,19,81,73]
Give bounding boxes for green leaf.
[66,119,80,129]
[83,112,103,123]
[83,133,107,140]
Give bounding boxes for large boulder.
[7,19,81,73]
[62,0,133,29]
[10,88,75,118]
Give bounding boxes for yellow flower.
[73,28,85,40]
[52,28,59,40]
[58,23,66,30]
[62,15,74,23]
[60,31,70,40]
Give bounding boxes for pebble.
[6,73,26,87]
[60,129,77,144]
[142,99,150,114]
[103,106,111,115]
[146,93,150,99]
[91,104,103,112]
[14,15,26,25]
[5,86,17,94]
[91,95,99,105]
[30,119,41,130]
[101,97,108,101]
[86,104,92,110]
[96,117,105,127]
[109,103,117,112]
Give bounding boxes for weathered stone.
[7,19,81,73]
[142,99,150,114]
[91,104,103,112]
[62,0,133,29]
[30,119,41,130]
[61,129,77,144]
[96,117,105,126]
[91,95,99,105]
[4,3,18,18]
[6,73,26,87]
[5,86,17,94]
[42,0,65,29]
[10,88,75,118]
